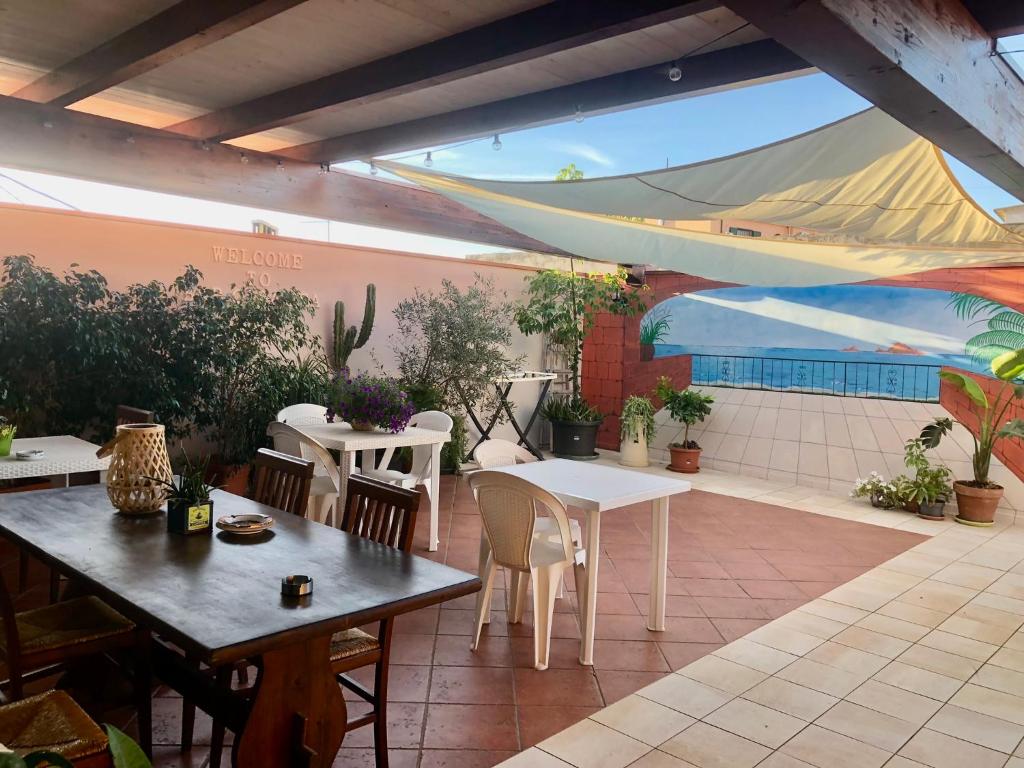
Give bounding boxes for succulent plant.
[332,284,375,373]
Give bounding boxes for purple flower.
[333,372,415,432]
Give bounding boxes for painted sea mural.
[642,285,1024,401]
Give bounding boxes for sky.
[2,54,1022,255]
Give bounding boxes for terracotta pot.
[640,344,655,362]
[209,463,251,496]
[350,420,375,432]
[667,446,701,473]
[953,481,1003,527]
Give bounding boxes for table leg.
[233,635,346,768]
[360,449,377,473]
[335,452,351,530]
[648,497,669,632]
[428,443,441,551]
[580,510,601,665]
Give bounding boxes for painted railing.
[689,354,942,402]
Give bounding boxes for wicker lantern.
[97,423,173,514]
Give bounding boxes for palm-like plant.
[639,309,671,346]
[948,292,1024,366]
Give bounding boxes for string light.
[369,162,378,176]
[42,121,54,129]
[276,160,284,171]
[125,134,135,144]
[574,105,584,123]
[668,62,682,82]
[492,134,502,151]
[424,151,433,168]
[200,140,211,151]
[318,163,329,175]
[239,152,249,164]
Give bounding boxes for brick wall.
[939,367,1024,483]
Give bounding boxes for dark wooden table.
[0,485,479,767]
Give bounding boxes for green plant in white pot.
[619,395,655,467]
[920,349,1024,526]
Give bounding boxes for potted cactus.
[619,395,656,467]
[656,377,713,473]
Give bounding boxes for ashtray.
[216,513,273,535]
[281,575,313,597]
[15,450,45,461]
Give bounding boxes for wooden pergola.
[0,0,1021,252]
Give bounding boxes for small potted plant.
[851,472,894,508]
[331,372,415,433]
[639,309,671,362]
[655,377,714,473]
[153,454,216,535]
[901,438,952,520]
[919,350,1024,526]
[0,417,15,458]
[541,395,602,460]
[619,395,656,467]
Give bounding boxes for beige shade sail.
[378,108,1024,287]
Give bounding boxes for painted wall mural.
[642,285,1024,401]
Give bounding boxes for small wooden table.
[489,460,690,665]
[296,423,450,551]
[0,436,109,486]
[0,486,479,767]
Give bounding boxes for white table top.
[0,436,110,480]
[296,423,450,451]
[490,459,690,512]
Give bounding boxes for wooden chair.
[250,448,314,517]
[0,571,152,755]
[0,690,112,767]
[115,405,156,426]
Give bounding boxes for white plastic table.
[0,436,110,485]
[295,423,450,551]
[490,459,690,665]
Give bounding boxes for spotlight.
[424,151,433,168]
[240,153,249,164]
[369,162,378,175]
[668,62,682,82]
[574,105,584,123]
[492,134,502,151]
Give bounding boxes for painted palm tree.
[948,292,1024,367]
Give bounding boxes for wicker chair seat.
[329,628,379,661]
[0,690,108,760]
[1,597,134,656]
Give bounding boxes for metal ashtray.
[281,575,313,597]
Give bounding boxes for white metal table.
[490,459,690,665]
[295,423,450,551]
[0,436,110,486]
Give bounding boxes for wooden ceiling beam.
[724,0,1024,201]
[12,0,308,107]
[275,39,810,164]
[961,0,1024,38]
[166,0,720,142]
[0,95,564,254]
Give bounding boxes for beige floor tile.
[1007,758,1024,768]
[897,582,977,615]
[972,663,1024,698]
[805,641,890,676]
[847,680,943,726]
[539,718,650,768]
[798,600,869,625]
[815,700,918,752]
[926,703,1024,753]
[898,728,1008,768]
[1007,632,1024,652]
[972,591,1024,618]
[919,629,1000,662]
[872,661,963,702]
[714,639,798,675]
[677,655,767,696]
[897,644,982,681]
[626,751,700,768]
[501,748,575,767]
[989,573,1024,601]
[937,615,1017,647]
[638,674,732,719]
[742,677,838,722]
[950,683,1024,726]
[833,626,913,659]
[777,657,864,698]
[704,697,806,749]
[591,695,694,748]
[745,625,824,656]
[876,600,949,629]
[857,614,931,642]
[758,754,817,768]
[880,552,950,579]
[781,724,891,768]
[660,722,771,768]
[882,758,930,768]
[826,583,896,613]
[957,600,1024,629]
[774,611,847,640]
[932,563,1003,590]
[989,646,1024,674]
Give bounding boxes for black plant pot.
[917,500,947,521]
[550,420,601,461]
[167,498,213,535]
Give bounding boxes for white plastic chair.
[276,403,328,426]
[473,439,537,469]
[468,471,586,670]
[266,421,340,525]
[361,410,452,504]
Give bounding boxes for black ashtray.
[281,575,313,597]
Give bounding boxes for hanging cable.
[0,172,79,210]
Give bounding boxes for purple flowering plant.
[331,372,414,433]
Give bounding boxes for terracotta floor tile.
[333,748,420,768]
[423,704,518,751]
[418,750,518,768]
[517,705,602,747]
[342,703,425,749]
[596,670,668,704]
[680,578,748,598]
[429,666,515,704]
[721,562,787,581]
[669,561,732,579]
[739,579,809,600]
[514,668,604,707]
[695,596,771,620]
[659,642,726,671]
[434,635,514,667]
[592,639,671,672]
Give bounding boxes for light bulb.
[42,121,54,129]
[318,163,328,175]
[574,105,584,123]
[668,63,682,82]
[369,162,378,175]
[424,151,433,168]
[276,160,284,171]
[239,153,249,164]
[125,134,135,144]
[492,134,502,151]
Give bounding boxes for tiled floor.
[4,464,929,768]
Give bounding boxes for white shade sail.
[379,108,1024,287]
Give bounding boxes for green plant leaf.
[0,754,27,768]
[938,370,988,409]
[104,724,152,768]
[22,753,73,768]
[992,349,1024,381]
[919,418,953,449]
[997,418,1024,441]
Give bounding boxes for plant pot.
[668,445,701,473]
[0,432,13,457]
[619,430,649,468]
[209,463,250,496]
[640,343,655,362]
[870,492,891,509]
[550,420,600,460]
[917,500,946,521]
[167,498,213,535]
[953,481,1003,527]
[350,420,375,432]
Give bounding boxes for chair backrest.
[468,470,574,570]
[115,405,155,427]
[250,448,314,517]
[276,403,328,426]
[473,439,537,469]
[266,421,340,490]
[409,410,453,479]
[0,571,23,683]
[340,475,420,551]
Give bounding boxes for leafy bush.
[655,377,713,448]
[540,394,601,423]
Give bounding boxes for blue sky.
[2,56,1022,252]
